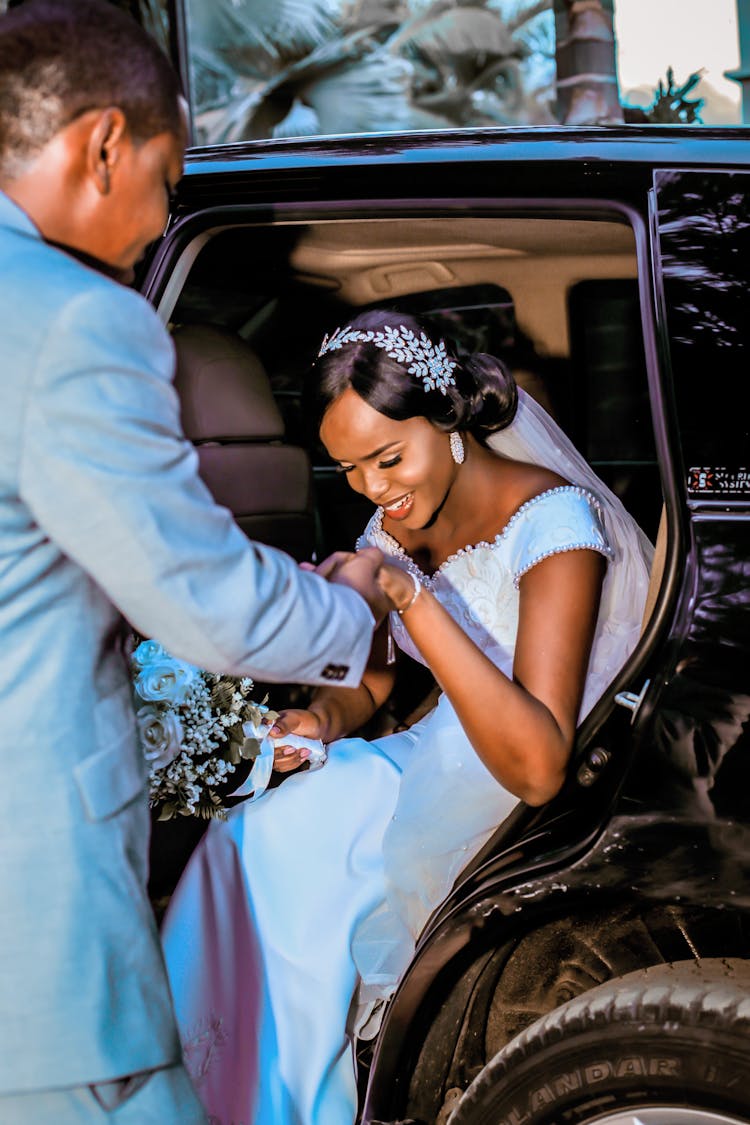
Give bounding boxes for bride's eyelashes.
[378,454,402,469]
[335,454,403,474]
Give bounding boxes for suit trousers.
[0,1063,207,1124]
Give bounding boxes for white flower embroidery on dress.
[445,549,517,642]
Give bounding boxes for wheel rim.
[587,1111,747,1125]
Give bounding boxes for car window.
[569,279,660,534]
[166,211,659,541]
[162,205,662,745]
[655,169,750,502]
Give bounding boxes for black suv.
[142,125,750,1124]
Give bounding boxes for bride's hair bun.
[453,353,518,439]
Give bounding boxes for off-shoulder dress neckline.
[368,484,601,585]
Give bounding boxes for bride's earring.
[449,431,465,465]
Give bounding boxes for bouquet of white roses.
[131,638,278,821]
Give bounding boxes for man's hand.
[314,546,395,626]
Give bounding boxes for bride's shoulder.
[498,469,613,584]
[489,458,608,549]
[490,457,568,514]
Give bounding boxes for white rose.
[132,638,168,670]
[137,705,184,770]
[135,659,198,705]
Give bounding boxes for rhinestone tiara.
[317,323,458,395]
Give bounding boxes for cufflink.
[321,663,348,681]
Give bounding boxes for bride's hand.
[269,709,324,773]
[377,563,421,614]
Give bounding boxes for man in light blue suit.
[0,2,389,1120]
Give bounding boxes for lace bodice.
[358,486,617,713]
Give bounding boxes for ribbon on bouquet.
[230,720,328,803]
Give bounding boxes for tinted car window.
[655,170,750,501]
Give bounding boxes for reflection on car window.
[175,0,745,145]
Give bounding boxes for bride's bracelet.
[397,571,423,616]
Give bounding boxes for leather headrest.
[172,324,284,442]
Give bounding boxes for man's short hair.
[0,0,183,178]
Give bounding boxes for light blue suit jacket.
[0,191,374,1094]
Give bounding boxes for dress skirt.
[162,695,517,1125]
[161,730,410,1125]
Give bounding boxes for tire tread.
[450,957,750,1123]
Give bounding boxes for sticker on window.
[688,467,750,494]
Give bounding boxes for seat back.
[172,324,316,562]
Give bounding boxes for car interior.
[155,208,661,769]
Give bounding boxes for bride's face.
[320,387,458,530]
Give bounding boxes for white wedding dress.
[162,417,653,1125]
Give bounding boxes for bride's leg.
[162,736,405,1125]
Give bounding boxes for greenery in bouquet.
[131,638,278,821]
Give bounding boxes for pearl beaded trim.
[513,539,614,586]
[357,485,613,589]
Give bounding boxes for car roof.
[183,125,750,177]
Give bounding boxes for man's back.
[0,192,183,1092]
[0,180,379,1099]
[0,192,134,749]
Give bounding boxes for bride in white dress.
[162,310,653,1125]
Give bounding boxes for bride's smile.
[382,491,414,520]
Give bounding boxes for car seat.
[171,323,316,563]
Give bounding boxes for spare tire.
[448,958,750,1125]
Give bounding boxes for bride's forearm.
[307,683,380,742]
[309,620,396,741]
[396,590,570,805]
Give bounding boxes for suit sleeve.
[18,282,374,686]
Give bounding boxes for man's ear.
[86,107,128,196]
